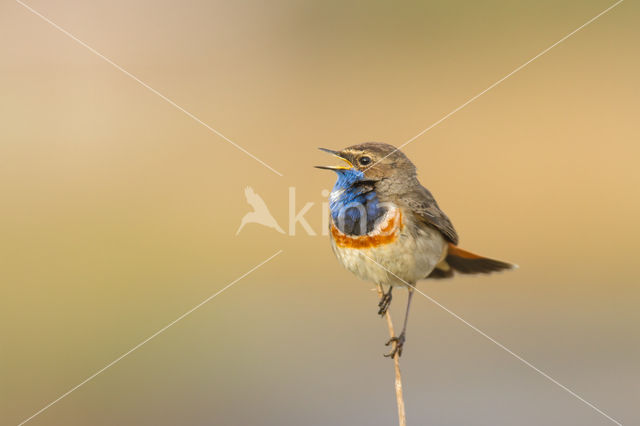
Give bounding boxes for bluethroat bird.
[317,142,516,358]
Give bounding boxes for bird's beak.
[315,148,354,171]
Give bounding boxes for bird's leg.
[385,287,414,358]
[378,285,393,316]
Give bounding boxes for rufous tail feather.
[428,243,516,279]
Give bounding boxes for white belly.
[330,207,446,286]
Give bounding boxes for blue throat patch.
[329,169,387,236]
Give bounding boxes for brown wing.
[404,185,459,245]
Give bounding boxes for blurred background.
[1,0,638,425]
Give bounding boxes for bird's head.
[315,142,416,188]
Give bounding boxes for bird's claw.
[378,291,392,316]
[384,333,405,358]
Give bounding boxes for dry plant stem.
[377,284,407,426]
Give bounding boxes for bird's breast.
[330,207,403,249]
[329,206,446,286]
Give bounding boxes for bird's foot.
[384,333,405,358]
[378,289,392,316]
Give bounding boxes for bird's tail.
[428,243,517,279]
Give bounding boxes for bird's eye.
[359,156,372,165]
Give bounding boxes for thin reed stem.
[377,284,407,426]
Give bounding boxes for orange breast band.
[331,209,403,249]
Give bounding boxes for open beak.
[315,148,354,170]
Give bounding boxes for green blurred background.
[1,0,638,425]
